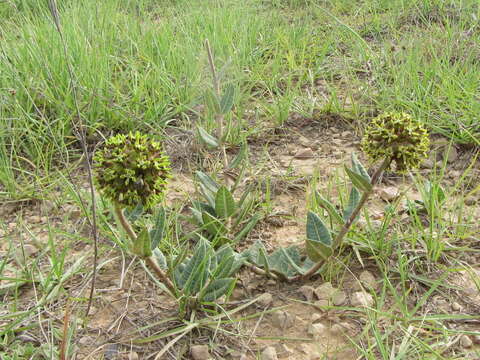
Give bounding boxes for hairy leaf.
[220,84,235,114]
[345,166,372,192]
[314,191,344,225]
[343,187,360,221]
[197,126,219,148]
[150,207,166,250]
[215,186,236,218]
[203,278,235,301]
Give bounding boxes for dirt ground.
[1,117,480,359]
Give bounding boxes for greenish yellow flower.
[361,112,429,173]
[94,132,171,209]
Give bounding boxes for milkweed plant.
[94,112,430,308]
[94,132,245,316]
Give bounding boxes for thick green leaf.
[150,207,166,250]
[305,211,333,262]
[197,126,219,148]
[314,191,344,225]
[202,278,235,301]
[132,228,152,257]
[125,203,144,223]
[268,246,303,277]
[153,248,167,270]
[204,88,221,113]
[259,247,270,273]
[215,186,236,218]
[174,237,210,289]
[306,239,333,262]
[220,84,235,114]
[306,211,332,246]
[351,153,371,183]
[344,166,372,192]
[240,240,265,264]
[228,142,247,169]
[343,187,360,221]
[195,171,220,194]
[202,211,227,236]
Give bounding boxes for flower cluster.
[94,132,171,208]
[361,112,429,172]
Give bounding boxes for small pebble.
[128,352,139,360]
[314,282,337,300]
[299,285,315,302]
[451,302,462,311]
[359,270,377,290]
[257,292,273,307]
[261,346,278,360]
[294,148,314,159]
[460,334,473,348]
[307,323,326,339]
[351,292,374,308]
[271,310,295,329]
[191,345,210,360]
[332,291,347,306]
[313,300,329,311]
[379,187,400,202]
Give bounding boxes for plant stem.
[114,204,176,295]
[299,157,391,281]
[205,39,228,170]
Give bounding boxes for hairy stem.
[299,157,391,281]
[114,204,176,295]
[205,39,229,170]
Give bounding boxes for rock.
[299,285,315,302]
[313,300,329,311]
[231,288,244,300]
[8,222,16,231]
[443,146,458,163]
[311,313,322,323]
[451,302,462,311]
[351,292,374,308]
[359,270,377,290]
[331,323,345,335]
[314,282,337,300]
[29,215,42,224]
[298,136,311,147]
[128,352,139,360]
[460,335,473,348]
[15,244,38,262]
[294,148,315,159]
[307,323,326,339]
[379,187,400,202]
[261,346,278,360]
[275,344,294,358]
[271,310,295,329]
[257,292,273,307]
[191,345,210,360]
[465,197,477,206]
[332,290,347,306]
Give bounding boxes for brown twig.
[59,298,71,360]
[114,204,176,295]
[298,157,392,281]
[48,0,99,317]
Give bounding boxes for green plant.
[190,170,261,246]
[244,112,430,281]
[94,132,244,316]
